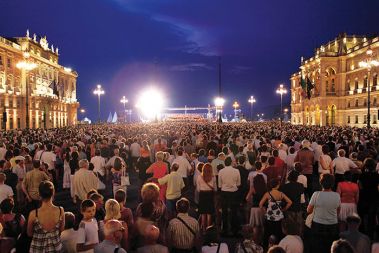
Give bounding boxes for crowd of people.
[0,121,378,253]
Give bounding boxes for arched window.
[355,79,359,90]
[331,78,335,92]
[374,74,378,87]
[355,99,358,107]
[326,81,329,92]
[346,80,350,92]
[364,76,368,88]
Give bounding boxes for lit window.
[7,59,11,68]
[347,116,350,124]
[355,115,358,124]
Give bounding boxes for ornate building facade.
[291,34,379,127]
[0,30,78,129]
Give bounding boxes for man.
[90,149,106,178]
[105,148,126,169]
[137,225,169,253]
[130,138,141,169]
[94,219,127,253]
[211,152,225,179]
[340,214,371,253]
[0,172,13,203]
[40,144,57,186]
[330,149,357,188]
[218,156,241,236]
[262,157,280,184]
[0,142,7,160]
[12,156,26,206]
[2,160,17,195]
[167,198,200,252]
[172,150,192,187]
[22,160,50,213]
[294,140,314,197]
[158,163,185,214]
[73,159,99,204]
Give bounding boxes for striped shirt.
[168,213,200,250]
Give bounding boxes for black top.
[279,181,304,212]
[359,172,379,201]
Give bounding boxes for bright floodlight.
[136,88,165,120]
[214,97,225,107]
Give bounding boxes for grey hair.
[79,159,89,168]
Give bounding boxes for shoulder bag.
[120,167,130,186]
[176,216,202,253]
[305,191,320,228]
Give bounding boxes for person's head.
[88,162,94,171]
[238,155,245,165]
[176,197,190,214]
[346,213,361,231]
[294,162,303,173]
[267,246,286,253]
[269,178,280,190]
[64,212,75,230]
[203,225,219,244]
[255,161,262,170]
[0,198,14,214]
[0,172,5,184]
[363,158,376,172]
[140,202,154,219]
[95,149,101,156]
[86,189,98,199]
[287,170,299,183]
[79,159,89,169]
[337,149,346,157]
[224,156,232,166]
[218,152,225,160]
[141,183,160,203]
[268,156,275,166]
[322,145,329,155]
[103,219,125,244]
[155,151,164,161]
[202,163,213,183]
[177,150,183,156]
[171,163,179,172]
[343,171,353,182]
[105,199,121,220]
[196,162,204,173]
[281,216,301,236]
[253,174,267,195]
[289,147,295,154]
[331,239,355,253]
[301,140,310,149]
[113,157,122,171]
[241,224,263,244]
[144,224,160,245]
[89,193,104,210]
[32,160,41,169]
[320,174,335,190]
[39,180,55,201]
[272,149,279,157]
[114,189,126,206]
[81,199,96,220]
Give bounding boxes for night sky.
[1,0,378,121]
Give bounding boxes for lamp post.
[93,84,105,123]
[359,47,379,128]
[232,101,240,121]
[16,51,37,129]
[214,97,225,123]
[248,95,256,121]
[276,84,287,124]
[120,96,128,123]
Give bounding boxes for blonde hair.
[141,183,160,203]
[105,199,121,220]
[155,151,164,161]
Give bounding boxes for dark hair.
[255,161,262,170]
[322,145,330,154]
[294,162,303,173]
[89,192,103,202]
[238,155,245,165]
[140,202,154,218]
[33,160,41,168]
[343,171,352,182]
[81,199,95,212]
[287,170,299,182]
[87,189,98,199]
[177,150,183,156]
[176,198,190,213]
[268,246,286,253]
[114,157,122,171]
[272,149,279,157]
[363,158,376,172]
[268,156,275,165]
[95,149,101,156]
[224,157,232,166]
[320,174,335,190]
[88,162,94,171]
[260,156,268,163]
[39,180,54,200]
[269,178,280,189]
[281,216,301,235]
[253,174,267,196]
[203,225,219,244]
[115,189,126,203]
[331,239,355,253]
[0,198,14,214]
[64,212,75,229]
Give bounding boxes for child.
[115,189,134,229]
[61,212,78,253]
[77,199,99,253]
[89,192,105,221]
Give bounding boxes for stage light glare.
[136,88,165,120]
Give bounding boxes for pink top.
[147,161,168,179]
[338,181,359,204]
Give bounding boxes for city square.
[0,1,378,253]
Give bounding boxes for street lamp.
[80,108,85,114]
[93,84,105,123]
[120,96,128,123]
[276,84,287,124]
[248,95,256,121]
[359,47,379,128]
[232,101,240,121]
[214,97,225,123]
[17,51,37,129]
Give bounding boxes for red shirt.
[338,181,359,203]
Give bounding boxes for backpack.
[3,213,23,238]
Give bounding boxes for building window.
[355,115,358,124]
[7,59,11,68]
[17,118,20,129]
[346,80,350,92]
[347,116,350,124]
[364,99,367,106]
[32,118,36,129]
[17,99,20,108]
[364,76,368,88]
[347,101,350,108]
[9,100,13,108]
[0,55,3,66]
[374,115,378,124]
[355,99,358,107]
[374,74,378,87]
[364,115,367,124]
[331,79,335,92]
[326,81,329,92]
[355,79,359,90]
[9,118,13,129]
[374,97,377,106]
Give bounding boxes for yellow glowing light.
[64,67,72,73]
[135,88,165,120]
[214,97,225,107]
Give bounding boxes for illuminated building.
[291,33,379,127]
[0,30,79,129]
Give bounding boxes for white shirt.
[77,219,99,253]
[297,174,307,203]
[130,142,141,157]
[196,176,217,192]
[278,149,287,162]
[0,183,14,203]
[172,156,192,178]
[90,156,106,176]
[319,154,332,174]
[201,243,229,253]
[41,151,56,170]
[279,235,304,253]
[286,153,297,169]
[218,166,241,192]
[331,156,358,174]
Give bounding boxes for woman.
[111,157,127,195]
[319,145,332,175]
[307,174,340,253]
[69,151,79,201]
[193,162,204,205]
[62,148,71,190]
[196,163,216,231]
[135,183,168,245]
[137,141,152,182]
[99,199,128,250]
[247,173,267,227]
[146,151,168,201]
[337,171,359,232]
[259,178,292,247]
[0,198,25,239]
[27,180,65,253]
